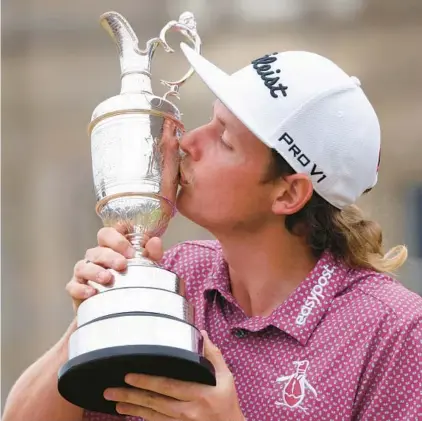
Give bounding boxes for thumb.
[143,237,164,262]
[201,330,229,373]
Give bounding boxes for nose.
[179,125,207,161]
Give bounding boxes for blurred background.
[2,0,422,410]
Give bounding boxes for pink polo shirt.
[84,240,422,421]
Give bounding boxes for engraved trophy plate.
[57,11,216,415]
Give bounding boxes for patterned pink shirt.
[85,240,422,421]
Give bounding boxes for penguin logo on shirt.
[275,360,317,412]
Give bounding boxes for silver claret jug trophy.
[58,11,216,415]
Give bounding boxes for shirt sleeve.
[353,316,422,420]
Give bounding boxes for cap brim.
[180,43,272,148]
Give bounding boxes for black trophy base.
[58,345,216,415]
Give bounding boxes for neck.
[216,223,318,317]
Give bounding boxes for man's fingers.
[143,237,164,262]
[105,387,183,420]
[73,259,115,286]
[159,119,181,205]
[97,227,135,259]
[84,247,128,272]
[124,373,203,401]
[66,278,97,300]
[115,403,174,421]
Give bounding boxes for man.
[4,44,421,421]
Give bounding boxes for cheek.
[195,166,267,206]
[197,165,246,190]
[176,166,273,228]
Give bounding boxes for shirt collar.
[203,245,354,346]
[203,245,234,302]
[264,252,352,345]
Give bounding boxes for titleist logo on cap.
[251,53,289,99]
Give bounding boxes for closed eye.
[220,135,233,150]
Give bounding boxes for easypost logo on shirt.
[296,265,335,326]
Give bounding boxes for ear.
[272,174,313,215]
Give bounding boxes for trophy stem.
[126,232,159,267]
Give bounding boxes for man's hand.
[103,331,245,421]
[66,226,165,312]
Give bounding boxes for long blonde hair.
[330,204,407,272]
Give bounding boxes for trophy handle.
[158,12,202,100]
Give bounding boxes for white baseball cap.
[180,43,381,209]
